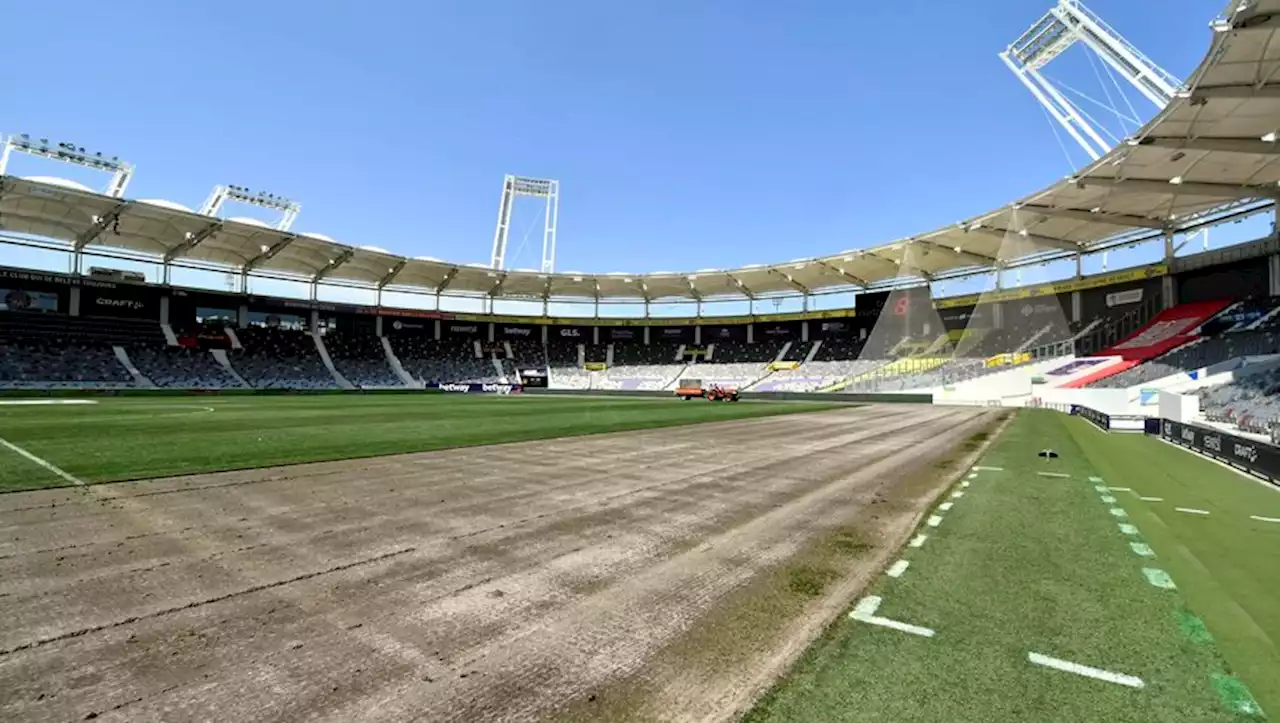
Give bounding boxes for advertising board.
[1159,419,1280,487]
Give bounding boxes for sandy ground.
[0,404,994,722]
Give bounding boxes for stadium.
[0,1,1278,721]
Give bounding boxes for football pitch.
[0,394,841,490]
[745,410,1279,723]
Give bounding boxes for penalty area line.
[1027,652,1144,689]
[849,596,935,638]
[0,436,83,486]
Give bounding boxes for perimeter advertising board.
[655,326,693,343]
[495,324,537,340]
[754,321,800,340]
[551,325,590,341]
[433,382,522,394]
[82,286,160,320]
[1159,419,1280,487]
[605,327,637,341]
[385,317,432,335]
[444,322,483,337]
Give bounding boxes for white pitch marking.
[1250,515,1280,524]
[1108,487,1132,492]
[909,534,928,548]
[1027,652,1144,689]
[1118,523,1139,535]
[0,436,83,486]
[939,502,954,512]
[1088,476,1105,483]
[1100,495,1117,503]
[927,515,943,527]
[1139,496,1164,502]
[886,560,910,578]
[1109,508,1128,518]
[1037,471,1070,478]
[960,481,971,488]
[1094,485,1109,492]
[1175,507,1210,516]
[858,615,936,637]
[950,491,965,499]
[851,595,882,617]
[974,466,1004,471]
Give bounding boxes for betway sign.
[434,382,522,394]
[1159,419,1278,487]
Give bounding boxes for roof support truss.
[1075,176,1278,200]
[74,202,129,250]
[965,225,1082,253]
[378,259,407,288]
[913,239,998,266]
[436,267,459,294]
[1018,204,1167,229]
[1137,136,1280,155]
[243,236,294,271]
[725,273,756,299]
[768,268,810,294]
[1190,83,1280,101]
[163,221,222,262]
[814,260,868,287]
[1213,8,1280,33]
[312,248,355,282]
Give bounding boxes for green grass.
[0,395,840,491]
[745,409,1277,723]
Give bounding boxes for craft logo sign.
[96,297,144,310]
[1234,443,1258,463]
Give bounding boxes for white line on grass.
[974,466,1004,471]
[1037,471,1070,478]
[886,560,910,578]
[1094,485,1109,492]
[1129,542,1155,557]
[1088,476,1105,483]
[950,491,965,499]
[927,515,943,527]
[0,436,83,486]
[1100,495,1117,503]
[1250,515,1280,523]
[1142,567,1177,589]
[1119,523,1139,535]
[1175,507,1210,516]
[1027,652,1144,689]
[849,596,936,637]
[909,534,928,548]
[1108,486,1133,492]
[960,481,971,488]
[939,502,954,512]
[1109,508,1128,518]
[1139,496,1164,502]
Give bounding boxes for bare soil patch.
[0,405,995,722]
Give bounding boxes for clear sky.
[2,0,1248,312]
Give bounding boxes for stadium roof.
[1,0,1278,303]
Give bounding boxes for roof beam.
[768,268,810,294]
[1213,9,1280,33]
[1074,175,1277,201]
[965,225,1081,253]
[74,202,129,250]
[243,235,294,271]
[913,239,998,266]
[163,221,222,262]
[312,247,355,282]
[726,273,756,299]
[1018,204,1167,230]
[685,277,703,301]
[435,267,459,294]
[1190,84,1280,101]
[377,259,407,288]
[815,260,868,287]
[1137,136,1280,155]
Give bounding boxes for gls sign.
[558,328,581,337]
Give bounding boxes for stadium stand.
[1091,328,1280,388]
[127,344,242,388]
[0,314,148,388]
[600,342,685,390]
[394,336,499,386]
[1199,369,1280,435]
[230,327,338,389]
[323,330,402,388]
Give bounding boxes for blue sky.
[2,0,1255,313]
